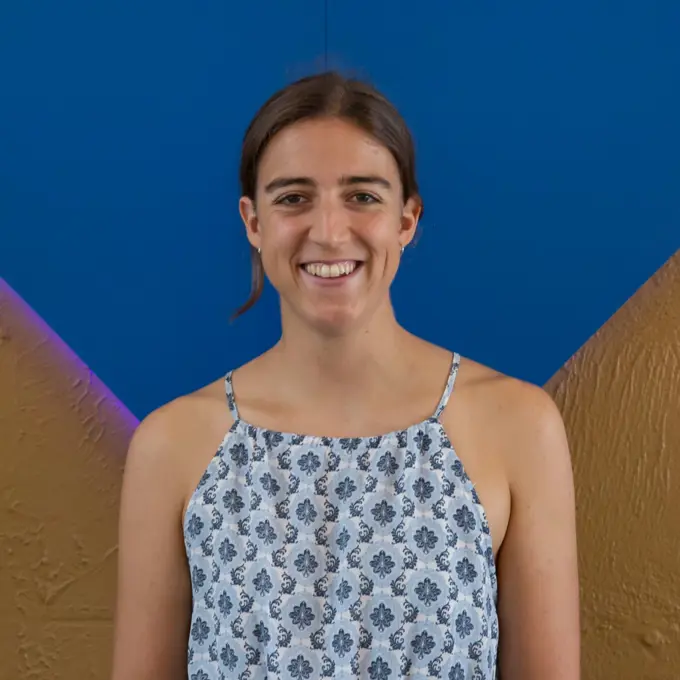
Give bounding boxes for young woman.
[111,72,580,680]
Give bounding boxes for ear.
[239,196,261,250]
[399,196,423,248]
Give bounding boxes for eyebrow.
[263,175,393,193]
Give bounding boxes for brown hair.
[231,70,422,320]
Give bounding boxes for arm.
[496,384,580,679]
[111,407,192,680]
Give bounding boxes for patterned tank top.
[183,352,499,680]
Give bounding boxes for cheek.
[358,211,401,242]
[261,214,300,247]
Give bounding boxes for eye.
[350,192,380,204]
[275,193,307,206]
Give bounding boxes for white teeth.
[303,261,358,278]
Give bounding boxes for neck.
[271,299,416,402]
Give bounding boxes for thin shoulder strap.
[224,370,240,420]
[433,352,461,419]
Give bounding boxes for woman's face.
[240,117,421,334]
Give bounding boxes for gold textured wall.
[545,251,680,679]
[0,251,679,679]
[0,280,135,680]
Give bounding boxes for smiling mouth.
[300,261,362,279]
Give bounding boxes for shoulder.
[124,378,234,507]
[458,355,571,486]
[129,380,228,457]
[496,374,571,489]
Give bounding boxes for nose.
[307,196,351,248]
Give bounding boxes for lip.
[298,259,363,265]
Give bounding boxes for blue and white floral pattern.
[184,352,498,679]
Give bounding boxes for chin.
[281,293,376,336]
[303,304,365,336]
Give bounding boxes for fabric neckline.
[225,351,460,441]
[229,413,442,445]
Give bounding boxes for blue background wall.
[1,1,678,418]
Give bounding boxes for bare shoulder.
[458,355,571,480]
[458,354,560,417]
[129,379,231,459]
[125,378,234,514]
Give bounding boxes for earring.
[257,247,261,254]
[400,246,405,255]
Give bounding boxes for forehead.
[257,117,399,185]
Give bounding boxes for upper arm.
[111,407,192,680]
[496,384,580,679]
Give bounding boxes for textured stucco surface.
[545,251,680,679]
[0,279,137,680]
